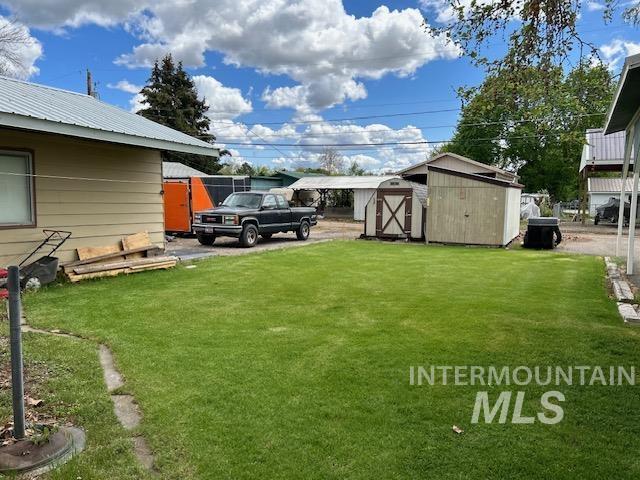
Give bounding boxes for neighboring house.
[587,178,634,216]
[0,76,219,266]
[578,128,628,174]
[397,152,519,184]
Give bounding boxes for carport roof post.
[605,54,640,273]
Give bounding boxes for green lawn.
[22,241,640,479]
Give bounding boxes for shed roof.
[0,76,219,156]
[604,53,640,134]
[397,152,518,180]
[588,177,634,193]
[163,161,208,178]
[288,175,399,190]
[427,165,524,189]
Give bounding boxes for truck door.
[163,182,191,233]
[276,194,291,229]
[260,194,279,232]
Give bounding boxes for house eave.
[0,112,220,157]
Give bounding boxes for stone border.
[20,320,156,473]
[605,257,640,325]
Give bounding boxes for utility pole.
[86,69,93,97]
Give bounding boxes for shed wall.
[426,170,506,246]
[503,187,522,245]
[0,129,164,265]
[354,189,375,221]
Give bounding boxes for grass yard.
[21,241,640,479]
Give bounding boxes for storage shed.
[425,166,523,246]
[363,178,427,239]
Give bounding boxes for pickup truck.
[192,191,318,247]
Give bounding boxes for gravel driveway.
[166,220,362,260]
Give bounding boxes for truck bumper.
[192,224,243,238]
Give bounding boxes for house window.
[0,151,35,227]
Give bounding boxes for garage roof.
[604,53,640,134]
[588,177,634,193]
[0,76,219,157]
[163,161,208,178]
[288,175,399,190]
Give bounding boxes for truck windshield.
[222,193,262,208]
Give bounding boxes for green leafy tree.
[137,54,223,174]
[428,0,639,75]
[347,160,366,176]
[445,62,614,200]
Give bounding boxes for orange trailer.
[163,176,250,234]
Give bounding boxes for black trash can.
[523,217,562,249]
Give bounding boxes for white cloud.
[107,79,142,93]
[599,38,640,70]
[212,118,432,172]
[2,1,459,113]
[0,17,42,79]
[0,0,146,29]
[192,75,252,120]
[420,0,503,24]
[586,1,605,12]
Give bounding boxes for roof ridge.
[0,75,91,98]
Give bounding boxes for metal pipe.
[7,266,25,439]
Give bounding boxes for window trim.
[0,148,36,229]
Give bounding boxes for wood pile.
[63,232,178,282]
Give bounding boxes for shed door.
[376,189,412,237]
[163,182,191,233]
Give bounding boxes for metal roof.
[397,152,518,180]
[0,76,219,157]
[579,128,631,172]
[275,171,324,179]
[604,53,640,134]
[163,161,208,178]
[288,175,399,190]
[588,177,635,193]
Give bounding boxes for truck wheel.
[261,233,273,240]
[196,233,216,246]
[296,220,310,241]
[240,224,259,248]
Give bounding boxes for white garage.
[588,177,634,216]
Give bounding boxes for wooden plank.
[122,231,152,260]
[77,243,122,261]
[64,245,161,268]
[72,256,177,274]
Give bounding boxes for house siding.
[0,129,165,265]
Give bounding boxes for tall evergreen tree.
[137,54,222,173]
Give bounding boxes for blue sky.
[2,0,639,172]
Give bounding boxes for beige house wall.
[0,129,165,265]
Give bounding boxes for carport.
[604,53,640,273]
[287,175,398,221]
